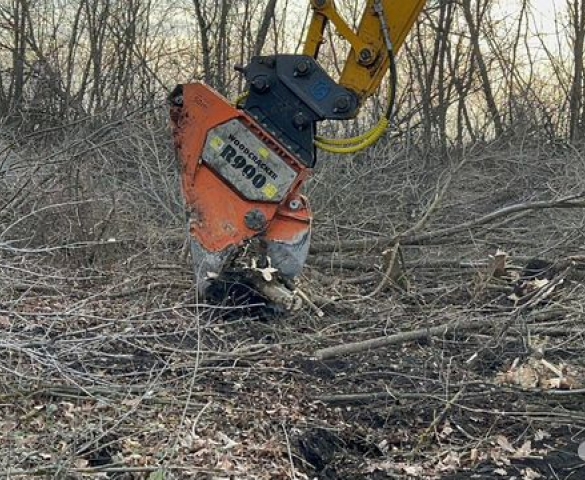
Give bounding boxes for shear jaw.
[191,238,302,313]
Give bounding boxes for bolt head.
[334,95,351,113]
[289,199,302,210]
[292,112,309,130]
[294,60,312,77]
[245,209,267,231]
[358,48,373,65]
[251,75,270,93]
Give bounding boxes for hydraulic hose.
[315,46,397,154]
[316,0,398,154]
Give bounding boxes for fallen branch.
[296,287,325,317]
[313,316,492,360]
[315,264,574,360]
[0,465,216,478]
[314,390,430,404]
[464,264,573,369]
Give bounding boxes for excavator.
[170,0,427,313]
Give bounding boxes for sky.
[495,0,569,56]
[292,0,567,56]
[515,0,564,34]
[531,0,564,30]
[286,0,569,45]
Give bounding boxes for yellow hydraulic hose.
[314,117,389,153]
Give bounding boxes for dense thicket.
[1,0,584,254]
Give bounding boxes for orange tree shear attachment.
[170,83,312,298]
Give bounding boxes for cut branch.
[314,316,492,360]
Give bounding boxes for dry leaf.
[439,451,461,470]
[439,421,454,439]
[532,278,550,289]
[401,464,425,475]
[75,458,89,468]
[517,365,540,388]
[216,455,235,470]
[534,430,550,441]
[217,432,238,450]
[122,398,142,408]
[495,356,581,391]
[513,440,533,458]
[123,438,142,452]
[523,467,542,479]
[496,364,539,389]
[496,435,515,453]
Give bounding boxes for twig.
[400,156,467,239]
[93,281,193,299]
[401,193,585,245]
[296,287,325,316]
[416,386,467,448]
[282,424,297,479]
[543,388,585,396]
[0,465,216,477]
[313,390,429,404]
[344,242,402,303]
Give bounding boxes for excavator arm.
[304,0,426,100]
[170,0,427,313]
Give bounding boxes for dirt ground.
[1,140,585,479]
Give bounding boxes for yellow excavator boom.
[303,0,427,101]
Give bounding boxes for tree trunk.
[461,0,504,138]
[193,0,213,86]
[569,0,585,141]
[254,0,278,56]
[10,0,27,114]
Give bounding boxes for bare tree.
[0,0,28,118]
[461,0,504,137]
[568,0,585,140]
